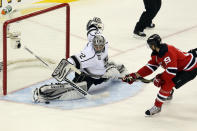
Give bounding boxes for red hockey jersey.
[137,44,197,84]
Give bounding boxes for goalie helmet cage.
[1,3,70,95]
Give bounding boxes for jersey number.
[164,56,171,64]
[79,53,86,59]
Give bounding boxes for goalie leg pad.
[56,81,88,101]
[33,83,73,103]
[105,61,128,78]
[33,82,88,102]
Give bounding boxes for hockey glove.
[122,73,137,84]
[93,17,102,24]
[153,74,164,87]
[103,65,120,80]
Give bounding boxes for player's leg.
[146,0,161,27]
[173,68,197,89]
[145,82,174,116]
[133,0,150,37]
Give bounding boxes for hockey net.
[0,3,70,95]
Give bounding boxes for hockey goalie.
[32,17,127,103]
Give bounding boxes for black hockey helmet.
[147,34,161,48]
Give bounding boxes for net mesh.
[0,3,69,95]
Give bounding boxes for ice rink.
[0,0,197,131]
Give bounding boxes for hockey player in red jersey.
[122,34,197,116]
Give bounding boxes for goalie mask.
[86,17,104,31]
[92,34,106,53]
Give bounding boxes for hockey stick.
[24,46,50,68]
[136,77,154,83]
[119,77,154,83]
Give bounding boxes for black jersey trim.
[184,54,196,71]
[147,64,158,71]
[87,27,98,36]
[166,67,177,75]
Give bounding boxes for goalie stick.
[24,46,50,68]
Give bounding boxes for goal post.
[0,3,70,95]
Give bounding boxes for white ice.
[0,0,197,131]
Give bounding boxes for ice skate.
[133,30,146,37]
[32,88,47,103]
[145,105,161,116]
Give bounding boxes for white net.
[0,3,70,95]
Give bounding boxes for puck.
[45,101,50,104]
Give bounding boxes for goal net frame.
[1,3,70,95]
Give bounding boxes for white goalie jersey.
[68,27,109,77]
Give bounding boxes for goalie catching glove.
[103,62,127,80]
[103,65,120,80]
[87,17,104,31]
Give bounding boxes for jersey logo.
[164,56,171,65]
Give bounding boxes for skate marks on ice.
[0,79,144,110]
